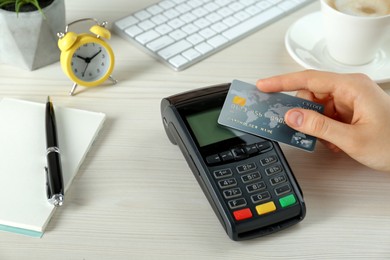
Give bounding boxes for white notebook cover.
[0,98,106,237]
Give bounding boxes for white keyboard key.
[241,0,256,6]
[217,7,234,17]
[229,2,245,12]
[159,0,175,10]
[234,11,251,21]
[222,17,239,27]
[207,35,229,48]
[193,18,211,29]
[124,25,143,37]
[136,30,160,44]
[199,28,217,39]
[195,42,213,54]
[222,7,283,40]
[257,1,272,10]
[151,14,168,24]
[211,22,228,33]
[215,0,234,6]
[114,0,314,71]
[204,2,219,12]
[158,39,192,59]
[182,48,202,60]
[245,5,262,15]
[134,10,152,21]
[147,4,164,15]
[169,29,188,40]
[138,20,156,31]
[180,13,198,23]
[176,3,191,13]
[116,16,139,30]
[182,24,199,35]
[205,12,223,23]
[169,54,189,67]
[192,7,208,18]
[167,18,185,29]
[163,9,180,19]
[155,24,174,34]
[188,0,203,8]
[147,35,175,51]
[278,1,299,11]
[187,33,205,45]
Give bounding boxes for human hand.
[256,70,390,172]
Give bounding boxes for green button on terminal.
[279,194,296,208]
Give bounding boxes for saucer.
[285,12,390,83]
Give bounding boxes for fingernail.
[287,110,303,127]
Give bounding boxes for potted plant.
[0,0,65,70]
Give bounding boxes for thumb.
[285,108,351,148]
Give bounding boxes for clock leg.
[69,83,78,96]
[109,75,118,85]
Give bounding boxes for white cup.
[321,0,390,65]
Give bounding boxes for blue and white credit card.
[218,80,324,152]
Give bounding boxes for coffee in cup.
[321,0,390,65]
[328,0,390,17]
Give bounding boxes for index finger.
[256,70,356,94]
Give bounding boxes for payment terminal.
[161,83,306,241]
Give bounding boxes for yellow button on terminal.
[256,201,276,215]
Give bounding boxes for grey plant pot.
[0,0,66,70]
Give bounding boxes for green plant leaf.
[1,0,45,18]
[0,0,17,8]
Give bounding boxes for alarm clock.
[57,18,117,96]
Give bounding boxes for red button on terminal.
[233,208,253,221]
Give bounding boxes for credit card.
[218,80,324,152]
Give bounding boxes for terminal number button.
[213,168,233,179]
[251,191,271,204]
[236,162,257,173]
[246,181,266,193]
[260,155,278,166]
[218,178,237,189]
[223,188,242,199]
[241,171,261,183]
[270,174,287,186]
[265,164,282,176]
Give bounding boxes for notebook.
[0,98,106,237]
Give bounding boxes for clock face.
[70,42,111,82]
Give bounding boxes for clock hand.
[89,50,102,61]
[80,50,102,77]
[76,55,87,61]
[81,63,90,77]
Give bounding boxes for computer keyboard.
[113,0,314,71]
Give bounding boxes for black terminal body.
[161,83,306,241]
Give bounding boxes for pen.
[44,96,64,207]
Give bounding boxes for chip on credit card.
[218,80,324,152]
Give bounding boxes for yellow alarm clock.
[57,18,117,96]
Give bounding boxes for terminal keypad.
[209,141,297,222]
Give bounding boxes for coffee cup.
[320,0,390,65]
